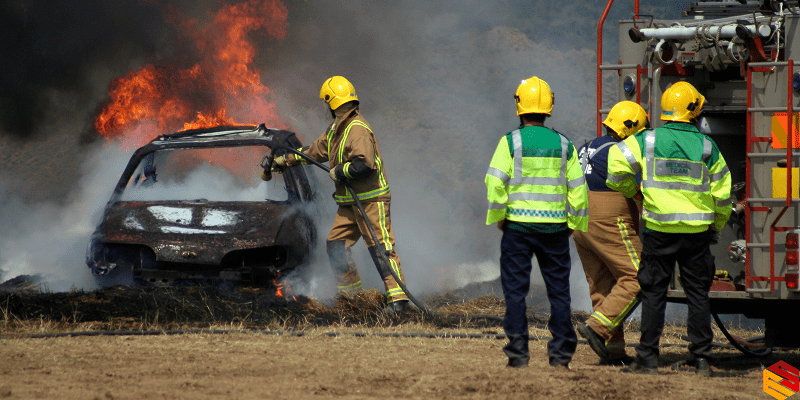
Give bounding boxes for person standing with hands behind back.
[485,76,588,369]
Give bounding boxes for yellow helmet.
[514,76,554,116]
[603,101,648,139]
[660,81,705,123]
[320,76,358,110]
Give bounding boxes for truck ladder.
[745,59,797,293]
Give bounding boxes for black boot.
[578,324,610,360]
[503,334,530,368]
[385,299,410,315]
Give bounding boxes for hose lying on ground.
[711,312,772,357]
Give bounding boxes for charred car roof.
[109,124,305,201]
[88,124,319,288]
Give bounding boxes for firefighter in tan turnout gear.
[269,76,409,313]
[574,101,648,365]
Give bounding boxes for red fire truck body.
[598,0,800,350]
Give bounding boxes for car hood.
[100,200,294,235]
[95,201,298,263]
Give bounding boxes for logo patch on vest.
[666,161,689,174]
[655,159,702,179]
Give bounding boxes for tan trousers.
[573,191,642,356]
[327,201,408,302]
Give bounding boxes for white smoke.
[0,142,130,291]
[0,1,688,314]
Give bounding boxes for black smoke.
[0,0,686,303]
[0,0,177,139]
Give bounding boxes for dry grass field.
[1,279,797,400]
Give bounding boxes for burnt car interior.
[87,125,320,288]
[122,147,290,203]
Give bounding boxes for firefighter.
[606,81,731,376]
[268,76,409,314]
[485,76,589,369]
[574,101,648,366]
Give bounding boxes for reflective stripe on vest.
[487,167,510,183]
[605,139,641,184]
[642,129,714,223]
[617,140,642,176]
[642,130,711,193]
[505,129,580,219]
[508,129,570,186]
[710,165,730,183]
[326,123,336,156]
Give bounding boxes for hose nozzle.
[259,153,274,181]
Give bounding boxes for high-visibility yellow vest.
[485,126,589,231]
[606,122,732,233]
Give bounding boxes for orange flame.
[273,278,296,300]
[94,0,287,148]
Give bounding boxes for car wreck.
[86,125,320,287]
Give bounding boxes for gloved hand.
[710,228,720,245]
[271,155,289,172]
[329,167,340,183]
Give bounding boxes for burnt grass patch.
[0,275,589,332]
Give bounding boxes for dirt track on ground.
[1,326,795,400]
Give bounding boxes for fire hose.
[711,312,772,357]
[262,145,432,315]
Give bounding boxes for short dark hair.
[339,100,359,111]
[520,113,547,123]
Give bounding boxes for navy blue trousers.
[500,227,577,366]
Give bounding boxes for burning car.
[86,125,321,287]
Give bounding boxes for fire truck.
[597,0,800,354]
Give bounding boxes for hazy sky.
[0,0,685,308]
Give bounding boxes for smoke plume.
[0,0,686,312]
